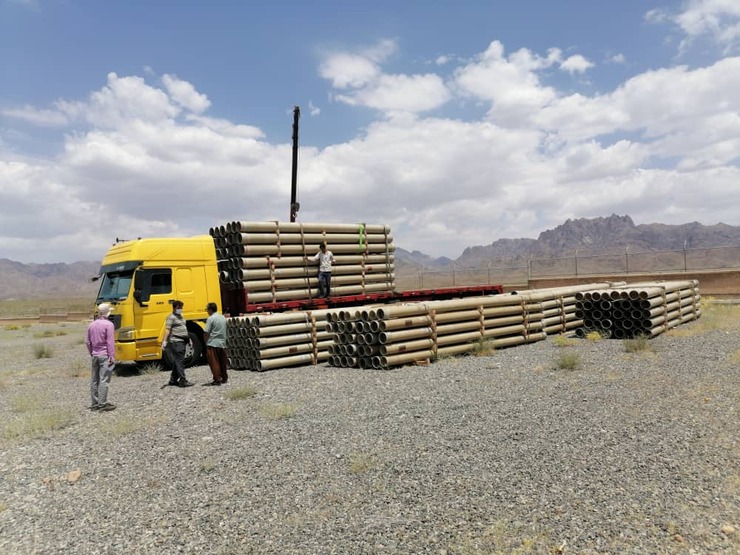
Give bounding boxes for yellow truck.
[95,235,221,367]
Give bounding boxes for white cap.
[97,303,112,317]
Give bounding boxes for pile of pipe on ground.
[210,221,396,303]
[225,280,702,371]
[573,280,701,339]
[226,309,343,371]
[325,283,607,369]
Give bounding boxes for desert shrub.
[552,335,576,348]
[348,452,375,474]
[624,335,653,353]
[32,344,54,359]
[585,330,606,342]
[259,403,297,419]
[472,339,496,356]
[555,351,580,370]
[2,408,76,440]
[225,386,257,401]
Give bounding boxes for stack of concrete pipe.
[325,292,562,369]
[226,308,343,371]
[573,280,701,339]
[209,221,396,303]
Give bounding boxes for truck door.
[132,268,174,359]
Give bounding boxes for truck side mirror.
[133,271,151,306]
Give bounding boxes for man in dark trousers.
[312,241,335,298]
[162,300,194,387]
[203,302,229,386]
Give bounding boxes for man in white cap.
[85,303,116,411]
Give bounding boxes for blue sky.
[1,0,739,263]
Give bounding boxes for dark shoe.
[98,403,116,412]
[221,379,228,384]
[167,380,178,386]
[177,380,195,388]
[202,381,221,386]
[89,404,100,411]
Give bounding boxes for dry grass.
[99,416,160,437]
[259,403,298,420]
[585,330,607,342]
[32,344,54,359]
[2,407,76,441]
[225,386,257,401]
[667,300,740,337]
[348,452,375,474]
[472,339,496,356]
[0,297,92,318]
[624,335,655,354]
[555,351,580,371]
[551,334,577,348]
[10,393,43,413]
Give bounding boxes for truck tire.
[184,331,204,368]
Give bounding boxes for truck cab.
[95,236,221,367]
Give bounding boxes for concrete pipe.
[482,305,526,318]
[250,312,309,327]
[435,321,483,336]
[380,338,435,356]
[250,321,313,337]
[256,353,314,371]
[253,333,314,348]
[380,349,434,368]
[258,342,314,360]
[436,331,482,346]
[436,343,477,358]
[376,315,433,332]
[378,327,433,344]
[482,324,526,339]
[232,221,390,235]
[376,304,430,320]
[433,309,483,325]
[482,315,525,328]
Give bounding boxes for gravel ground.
[0,311,738,555]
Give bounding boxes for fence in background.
[396,245,740,290]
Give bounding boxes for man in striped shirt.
[162,300,195,387]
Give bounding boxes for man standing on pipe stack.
[162,300,195,387]
[203,302,229,386]
[312,241,335,298]
[86,303,116,411]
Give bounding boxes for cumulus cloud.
[1,36,739,263]
[560,54,594,73]
[320,39,450,114]
[161,74,211,113]
[648,0,740,53]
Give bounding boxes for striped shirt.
[166,313,188,341]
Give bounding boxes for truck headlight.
[117,326,135,341]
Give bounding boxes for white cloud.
[648,0,740,53]
[560,54,594,73]
[308,101,321,116]
[1,37,739,263]
[453,41,559,125]
[2,105,70,126]
[162,74,211,113]
[607,53,626,64]
[320,39,450,114]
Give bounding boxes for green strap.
[357,223,366,253]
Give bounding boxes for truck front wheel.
[184,331,204,367]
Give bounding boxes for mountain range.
[2,215,739,300]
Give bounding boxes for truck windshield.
[96,271,134,302]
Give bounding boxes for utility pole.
[290,106,300,222]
